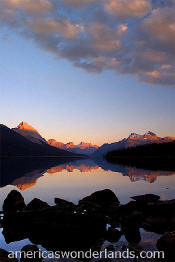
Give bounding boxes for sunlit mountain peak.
[16,121,39,134]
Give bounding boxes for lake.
[0,158,175,209]
[0,157,175,254]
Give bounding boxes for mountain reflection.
[0,158,174,191]
[47,159,100,173]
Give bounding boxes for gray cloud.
[104,0,152,20]
[0,0,175,87]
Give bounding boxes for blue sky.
[0,0,175,145]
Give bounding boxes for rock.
[121,210,142,244]
[20,245,42,261]
[105,227,122,242]
[153,199,175,215]
[2,206,106,251]
[3,190,26,213]
[131,194,160,203]
[0,258,18,262]
[25,198,50,211]
[97,259,112,262]
[54,198,75,210]
[79,189,120,207]
[143,216,171,234]
[106,244,115,252]
[0,249,9,258]
[115,201,144,219]
[122,224,141,244]
[0,248,18,262]
[157,231,175,260]
[124,211,144,227]
[76,201,102,215]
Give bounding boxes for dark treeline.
[106,142,175,171]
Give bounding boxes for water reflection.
[0,158,175,208]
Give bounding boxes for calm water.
[0,158,175,209]
[0,158,175,254]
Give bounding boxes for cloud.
[0,0,52,13]
[88,23,121,52]
[27,18,82,39]
[61,0,95,7]
[142,7,175,49]
[105,0,152,20]
[0,0,175,87]
[130,7,175,85]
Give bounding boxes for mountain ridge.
[0,124,83,157]
[48,139,98,155]
[92,131,175,157]
[13,121,47,145]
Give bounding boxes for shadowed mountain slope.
[13,121,47,144]
[0,124,82,157]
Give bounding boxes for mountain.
[13,121,47,144]
[92,131,175,157]
[48,139,98,155]
[0,124,82,157]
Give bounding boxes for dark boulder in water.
[0,248,18,262]
[3,190,26,213]
[25,198,50,211]
[157,231,175,260]
[142,216,171,234]
[131,194,160,203]
[20,245,42,262]
[105,227,122,243]
[54,197,75,210]
[2,204,106,251]
[122,224,141,244]
[79,189,120,207]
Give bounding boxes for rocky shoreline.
[0,189,175,261]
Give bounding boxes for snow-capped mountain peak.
[144,131,157,137]
[128,133,142,139]
[128,131,158,140]
[13,121,47,144]
[16,121,39,134]
[93,131,175,157]
[48,140,99,155]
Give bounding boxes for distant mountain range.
[11,121,98,155]
[0,121,175,158]
[48,139,98,155]
[92,131,175,157]
[0,124,80,157]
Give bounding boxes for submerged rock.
[3,190,26,213]
[25,198,50,211]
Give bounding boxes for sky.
[0,0,175,145]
